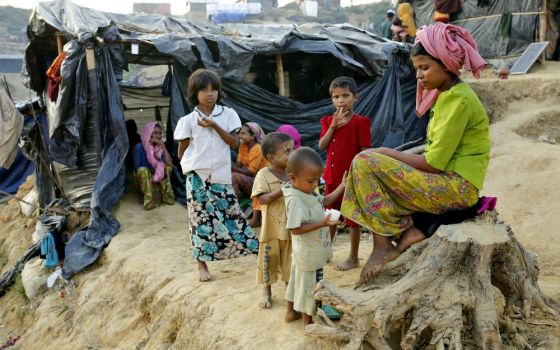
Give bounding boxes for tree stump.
[307,213,560,350]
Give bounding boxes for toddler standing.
[282,147,346,328]
[319,76,371,271]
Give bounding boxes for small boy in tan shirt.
[252,132,300,320]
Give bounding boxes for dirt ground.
[1,62,560,350]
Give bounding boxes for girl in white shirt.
[174,69,258,282]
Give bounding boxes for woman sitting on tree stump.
[341,22,490,286]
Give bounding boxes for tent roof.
[27,0,394,87]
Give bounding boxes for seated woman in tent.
[341,23,490,286]
[132,121,175,210]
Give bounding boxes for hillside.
[0,6,31,50]
[1,63,560,349]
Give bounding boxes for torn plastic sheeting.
[0,87,24,169]
[27,1,389,90]
[61,43,128,279]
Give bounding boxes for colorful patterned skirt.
[341,151,479,238]
[135,166,175,210]
[186,171,259,261]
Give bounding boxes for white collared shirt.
[174,104,241,184]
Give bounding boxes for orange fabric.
[46,52,67,83]
[237,144,269,175]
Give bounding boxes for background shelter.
[411,0,556,59]
[24,0,427,278]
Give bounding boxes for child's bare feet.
[259,285,272,309]
[198,261,212,282]
[302,314,313,330]
[284,301,302,322]
[335,226,361,271]
[334,256,359,271]
[285,310,302,322]
[396,226,426,252]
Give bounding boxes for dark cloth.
[412,197,491,237]
[131,143,154,172]
[500,12,512,37]
[434,0,462,14]
[477,0,491,7]
[125,119,141,171]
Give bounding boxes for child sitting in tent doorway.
[232,122,269,226]
[131,121,175,210]
[232,122,269,197]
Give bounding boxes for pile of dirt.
[1,63,560,349]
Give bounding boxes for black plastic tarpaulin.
[165,44,426,153]
[412,0,541,58]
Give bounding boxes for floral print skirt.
[341,151,479,238]
[186,171,259,261]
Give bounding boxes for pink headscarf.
[415,22,487,116]
[277,124,301,149]
[140,122,166,183]
[245,122,265,144]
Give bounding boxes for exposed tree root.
[307,214,560,349]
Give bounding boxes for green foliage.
[0,6,32,43]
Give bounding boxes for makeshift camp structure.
[411,0,553,59]
[0,94,48,201]
[24,0,427,278]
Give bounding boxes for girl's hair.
[187,69,223,107]
[329,76,358,96]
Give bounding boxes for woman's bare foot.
[357,235,400,287]
[334,256,359,271]
[198,261,212,282]
[285,301,302,322]
[259,285,272,309]
[396,226,426,252]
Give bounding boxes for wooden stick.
[451,11,543,25]
[55,32,64,54]
[540,0,547,63]
[276,54,285,97]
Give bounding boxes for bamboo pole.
[276,54,285,97]
[55,32,64,54]
[540,0,547,63]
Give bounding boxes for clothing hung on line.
[434,0,462,14]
